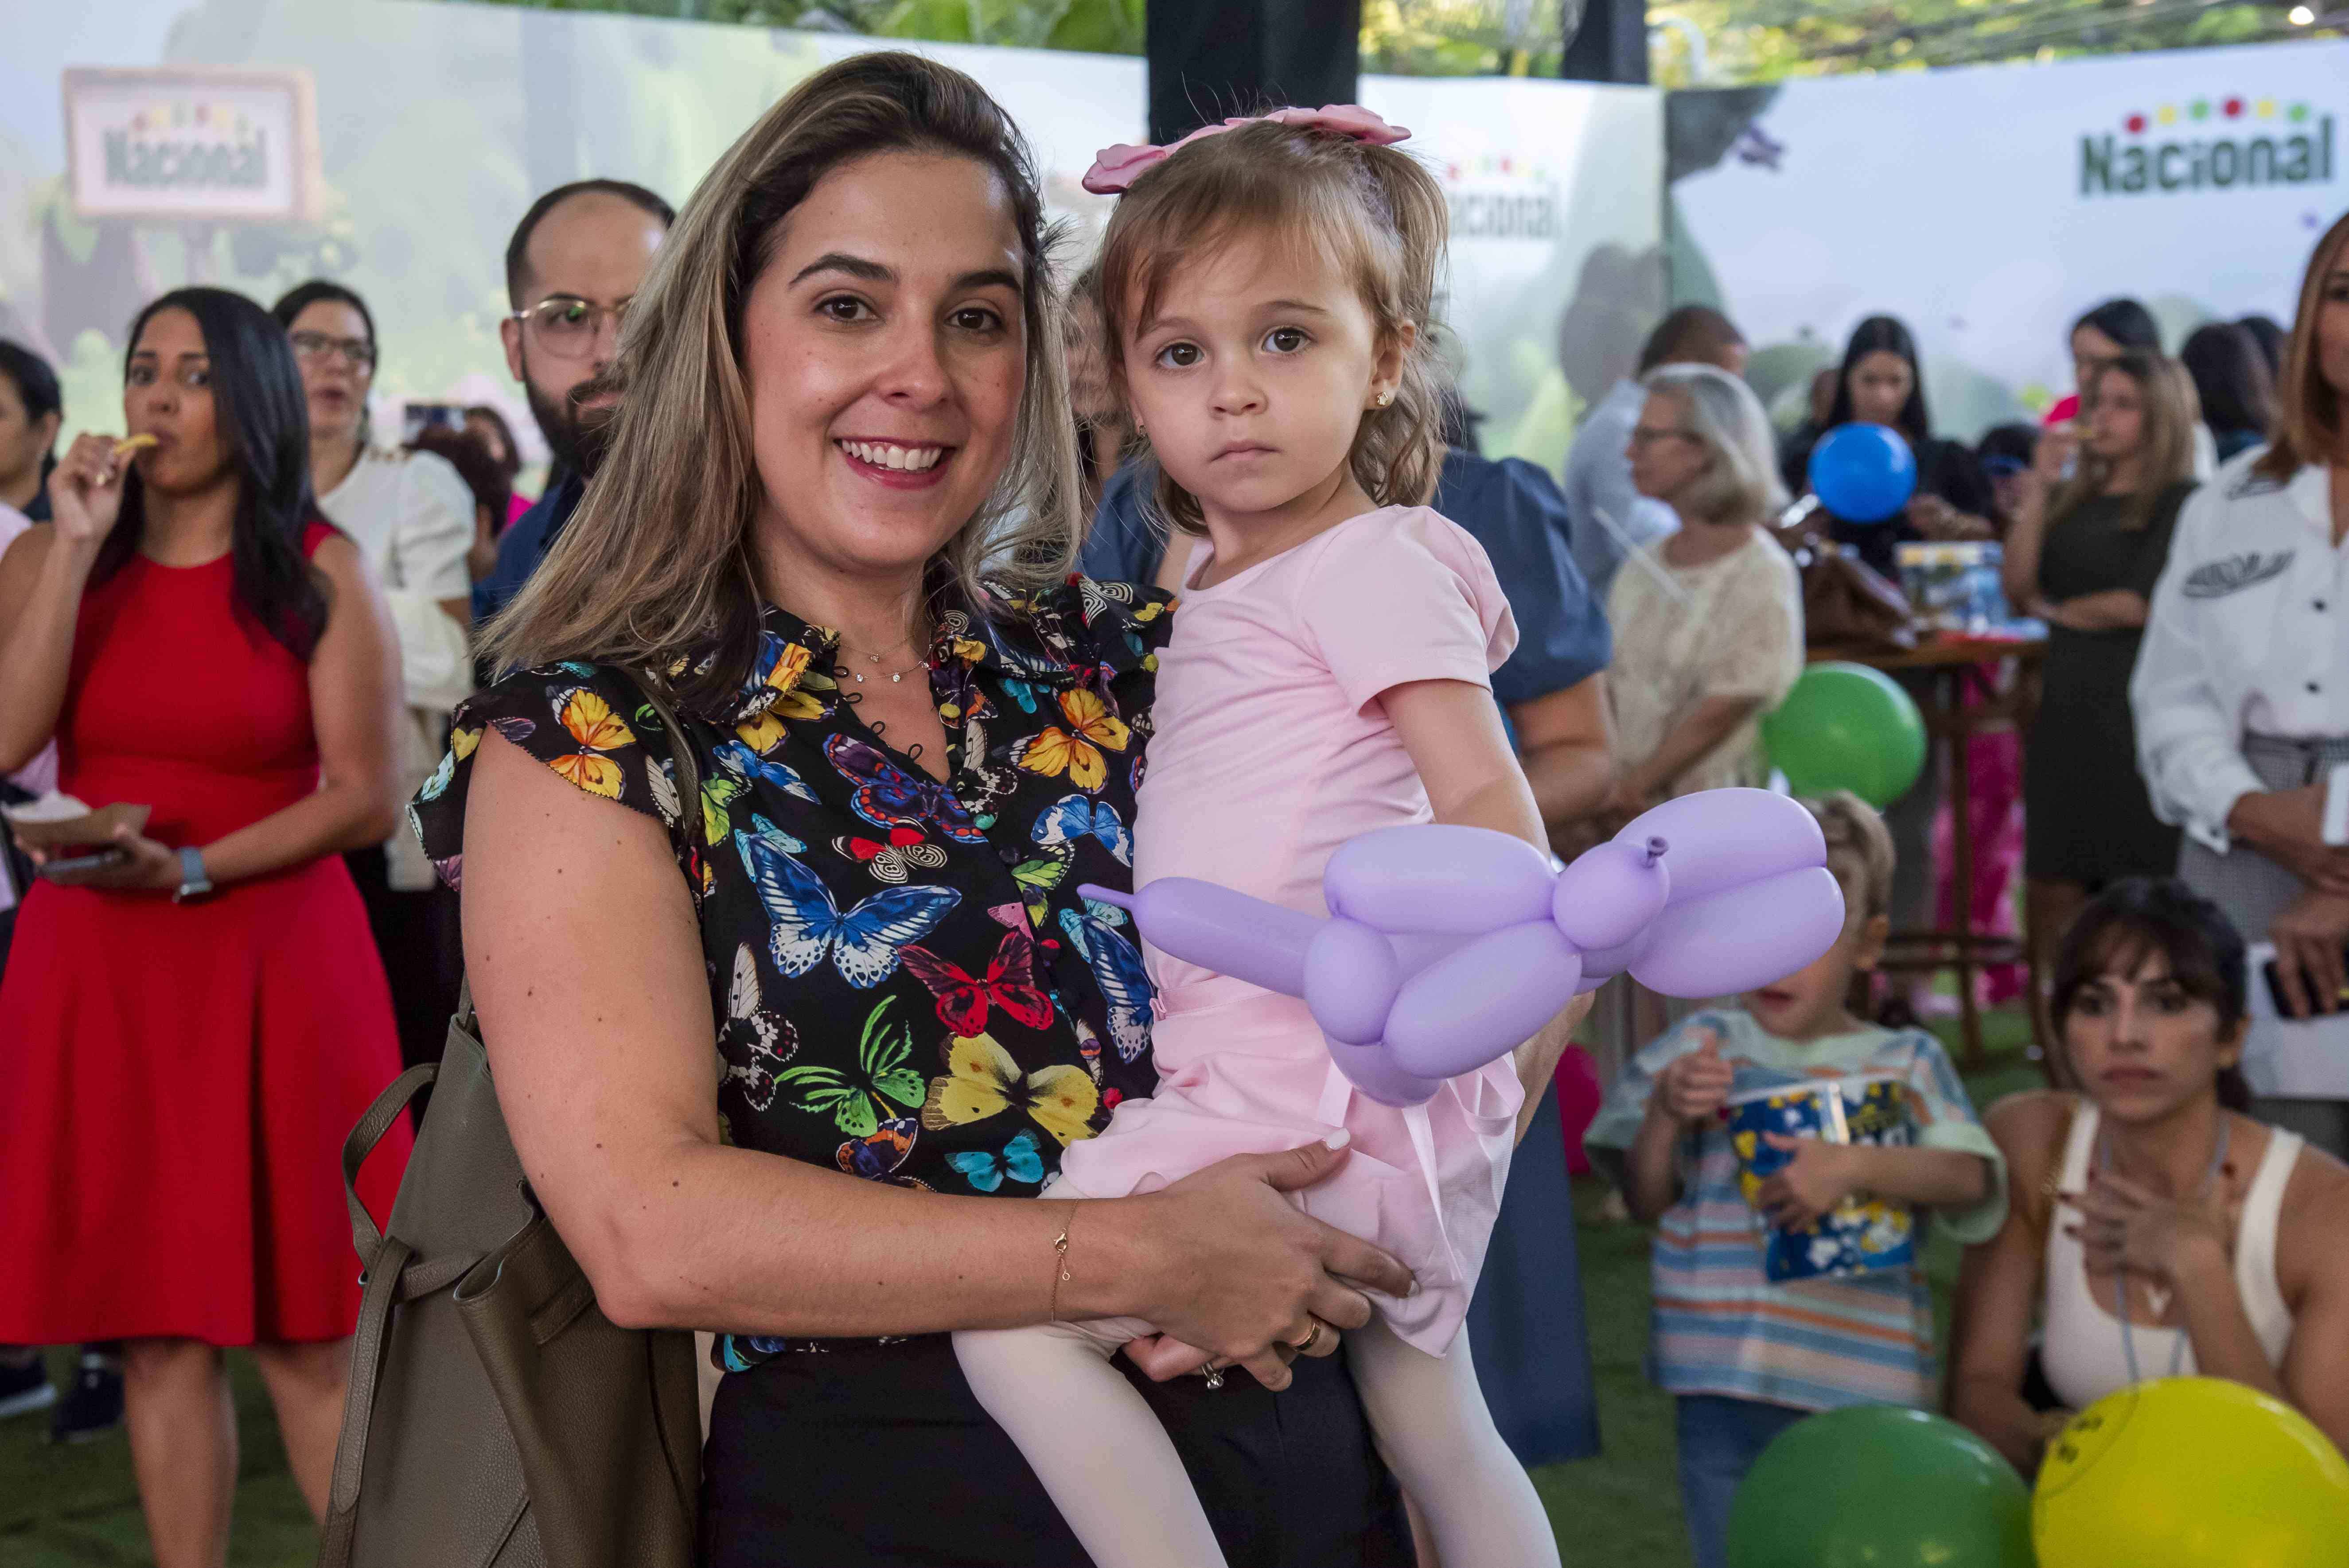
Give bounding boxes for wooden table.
[1808,632,2049,1065]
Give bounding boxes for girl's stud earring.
[1376,391,1393,407]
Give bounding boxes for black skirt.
[700,1333,1415,1567]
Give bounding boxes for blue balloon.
[1808,422,1918,524]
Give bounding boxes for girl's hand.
[1128,1136,1414,1392]
[28,823,179,892]
[2061,1167,2229,1289]
[48,433,136,549]
[1753,1134,1858,1229]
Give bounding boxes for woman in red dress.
[0,287,409,1568]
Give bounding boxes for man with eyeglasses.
[474,179,674,622]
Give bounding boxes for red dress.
[0,523,411,1345]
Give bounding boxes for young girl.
[1583,794,2008,1568]
[952,110,1562,1567]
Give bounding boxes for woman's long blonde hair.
[483,51,1080,712]
[2255,208,2349,482]
[2048,350,2196,532]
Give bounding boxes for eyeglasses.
[512,297,632,360]
[288,331,376,371]
[1628,425,1699,449]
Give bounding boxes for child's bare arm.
[1381,677,1544,848]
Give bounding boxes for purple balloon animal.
[1081,788,1844,1106]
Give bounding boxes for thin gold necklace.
[838,629,928,685]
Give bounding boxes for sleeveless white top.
[2043,1104,2300,1411]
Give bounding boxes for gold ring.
[1291,1322,1323,1354]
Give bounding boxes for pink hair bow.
[1081,105,1412,195]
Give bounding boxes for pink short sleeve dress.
[1056,506,1523,1354]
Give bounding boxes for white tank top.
[2042,1104,2300,1412]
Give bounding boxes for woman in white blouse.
[1601,363,1805,821]
[2131,212,2349,1156]
[272,280,475,1068]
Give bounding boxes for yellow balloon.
[2035,1378,2349,1567]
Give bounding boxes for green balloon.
[1726,1406,2035,1568]
[1761,662,1927,807]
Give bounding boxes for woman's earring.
[1375,390,1393,408]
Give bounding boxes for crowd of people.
[0,43,2345,1568]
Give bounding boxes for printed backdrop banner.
[1,0,1657,481]
[1667,38,2349,440]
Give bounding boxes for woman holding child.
[1948,878,2349,1472]
[412,50,1586,1566]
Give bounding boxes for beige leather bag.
[318,682,702,1568]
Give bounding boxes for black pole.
[1559,0,1648,84]
[1145,0,1364,145]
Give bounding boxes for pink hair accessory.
[1081,105,1411,195]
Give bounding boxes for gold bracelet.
[1047,1202,1076,1323]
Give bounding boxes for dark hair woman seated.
[1947,879,2349,1474]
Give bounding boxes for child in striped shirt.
[1585,792,2007,1568]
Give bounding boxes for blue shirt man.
[474,467,583,623]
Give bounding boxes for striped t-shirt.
[1585,1011,2007,1412]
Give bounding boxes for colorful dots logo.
[2125,112,2147,134]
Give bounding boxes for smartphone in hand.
[2264,949,2349,1017]
[36,848,129,880]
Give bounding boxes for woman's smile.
[834,436,953,488]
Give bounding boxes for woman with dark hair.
[0,339,62,522]
[2237,312,2287,379]
[2133,210,2349,1157]
[0,286,408,1564]
[408,53,1441,1564]
[1948,878,2349,1472]
[2069,297,2163,378]
[2180,321,2276,463]
[1783,314,1995,579]
[409,423,515,585]
[272,279,475,1071]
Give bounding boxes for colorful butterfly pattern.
[946,1129,1045,1193]
[408,583,1170,1374]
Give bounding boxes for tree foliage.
[448,0,2338,78]
[1648,0,2326,86]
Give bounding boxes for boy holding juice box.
[1586,793,2008,1568]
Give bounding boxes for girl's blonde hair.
[1800,790,1895,928]
[2255,207,2349,482]
[1091,117,1448,535]
[483,51,1079,712]
[2047,350,2196,533]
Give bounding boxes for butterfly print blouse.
[409,580,1172,1369]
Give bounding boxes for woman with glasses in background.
[272,280,475,1071]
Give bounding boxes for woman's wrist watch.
[172,846,214,903]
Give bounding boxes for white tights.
[953,1311,1560,1568]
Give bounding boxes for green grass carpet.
[0,1011,2045,1565]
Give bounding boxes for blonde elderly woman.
[1600,364,1805,824]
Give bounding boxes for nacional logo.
[63,66,319,223]
[1442,154,1563,243]
[103,101,269,193]
[2080,93,2334,199]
